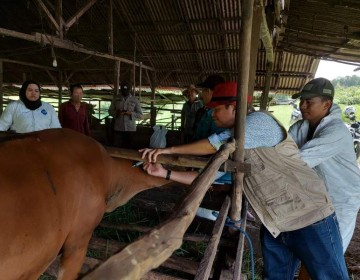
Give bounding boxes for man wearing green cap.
[140,82,349,279]
[289,77,360,253]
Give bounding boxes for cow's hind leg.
[57,237,91,280]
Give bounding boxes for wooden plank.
[105,147,250,173]
[106,146,209,169]
[82,140,236,280]
[194,196,231,280]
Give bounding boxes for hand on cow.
[143,162,167,178]
[139,147,170,162]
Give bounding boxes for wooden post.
[113,61,120,99]
[260,61,273,110]
[139,62,142,100]
[232,1,254,279]
[147,70,157,127]
[232,0,254,222]
[0,60,3,114]
[58,71,63,109]
[132,34,137,95]
[56,0,63,39]
[248,5,262,107]
[108,0,113,55]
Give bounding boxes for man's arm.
[140,138,216,162]
[131,98,143,120]
[143,162,197,185]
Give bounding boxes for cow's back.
[0,129,111,279]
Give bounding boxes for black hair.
[19,80,42,110]
[70,83,83,94]
[320,95,333,102]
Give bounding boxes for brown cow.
[0,128,168,280]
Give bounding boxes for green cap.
[292,78,334,99]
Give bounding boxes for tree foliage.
[332,75,360,87]
[332,75,360,105]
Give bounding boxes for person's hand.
[143,162,167,178]
[139,147,170,162]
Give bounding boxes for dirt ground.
[345,213,360,279]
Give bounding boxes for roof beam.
[34,0,60,33]
[65,0,97,30]
[1,58,55,70]
[0,28,154,71]
[284,26,360,41]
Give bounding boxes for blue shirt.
[208,111,284,184]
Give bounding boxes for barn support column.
[56,0,63,40]
[132,34,137,95]
[108,0,114,55]
[260,62,273,110]
[0,60,3,114]
[57,71,63,109]
[259,1,275,110]
[139,62,142,100]
[147,70,157,127]
[232,0,254,225]
[232,0,254,279]
[248,4,262,107]
[113,61,120,98]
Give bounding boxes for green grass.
[267,104,294,130]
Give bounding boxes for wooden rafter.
[34,0,60,33]
[65,0,97,31]
[0,28,154,71]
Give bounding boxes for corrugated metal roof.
[0,0,359,96]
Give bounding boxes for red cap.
[207,82,252,108]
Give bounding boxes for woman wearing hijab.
[0,80,61,133]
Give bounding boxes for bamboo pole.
[231,0,254,221]
[232,1,254,279]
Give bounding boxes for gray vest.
[244,133,334,237]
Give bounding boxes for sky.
[315,60,360,80]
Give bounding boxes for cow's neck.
[105,158,168,212]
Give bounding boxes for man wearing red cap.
[140,82,349,279]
